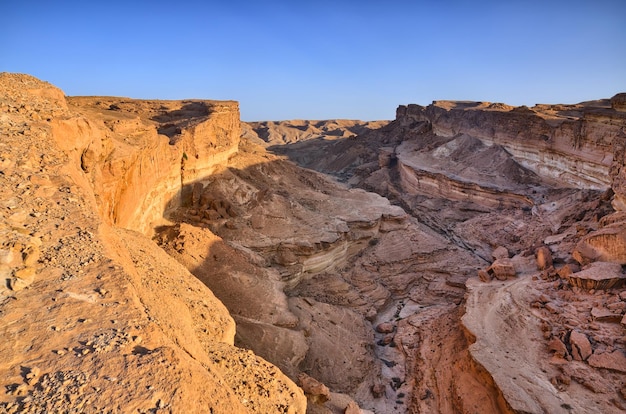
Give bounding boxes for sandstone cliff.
[0,73,305,413]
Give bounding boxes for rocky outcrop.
[64,96,241,235]
[612,93,626,112]
[566,261,626,290]
[0,73,306,413]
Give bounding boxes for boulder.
[547,338,568,358]
[375,322,395,334]
[590,307,622,323]
[566,261,626,290]
[478,268,492,283]
[573,226,626,265]
[492,246,509,260]
[487,259,516,280]
[556,263,579,279]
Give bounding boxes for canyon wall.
[0,73,306,413]
[396,101,625,191]
[262,95,626,413]
[61,96,241,235]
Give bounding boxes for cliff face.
[396,101,625,191]
[0,73,305,413]
[60,96,241,235]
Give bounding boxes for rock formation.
[265,94,626,412]
[2,72,626,413]
[0,73,305,413]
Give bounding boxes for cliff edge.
[0,73,306,413]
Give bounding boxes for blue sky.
[1,0,625,120]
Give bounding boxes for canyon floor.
[1,73,626,413]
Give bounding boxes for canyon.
[1,72,625,413]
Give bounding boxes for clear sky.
[1,0,625,121]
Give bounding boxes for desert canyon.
[1,72,626,413]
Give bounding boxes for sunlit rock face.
[0,73,306,414]
[63,96,241,235]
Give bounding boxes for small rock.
[607,301,626,312]
[588,350,626,373]
[591,307,622,323]
[536,246,553,270]
[379,334,394,345]
[557,264,579,279]
[545,302,560,314]
[298,373,329,404]
[492,246,509,260]
[547,338,568,358]
[25,366,40,385]
[375,322,395,334]
[478,269,492,283]
[569,330,592,361]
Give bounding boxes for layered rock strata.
[396,101,626,190]
[264,95,626,412]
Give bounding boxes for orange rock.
[535,246,553,270]
[492,246,509,260]
[547,338,568,358]
[488,259,516,280]
[298,373,330,404]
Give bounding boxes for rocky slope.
[2,72,626,414]
[0,73,305,413]
[268,95,626,412]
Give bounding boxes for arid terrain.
[1,73,626,413]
